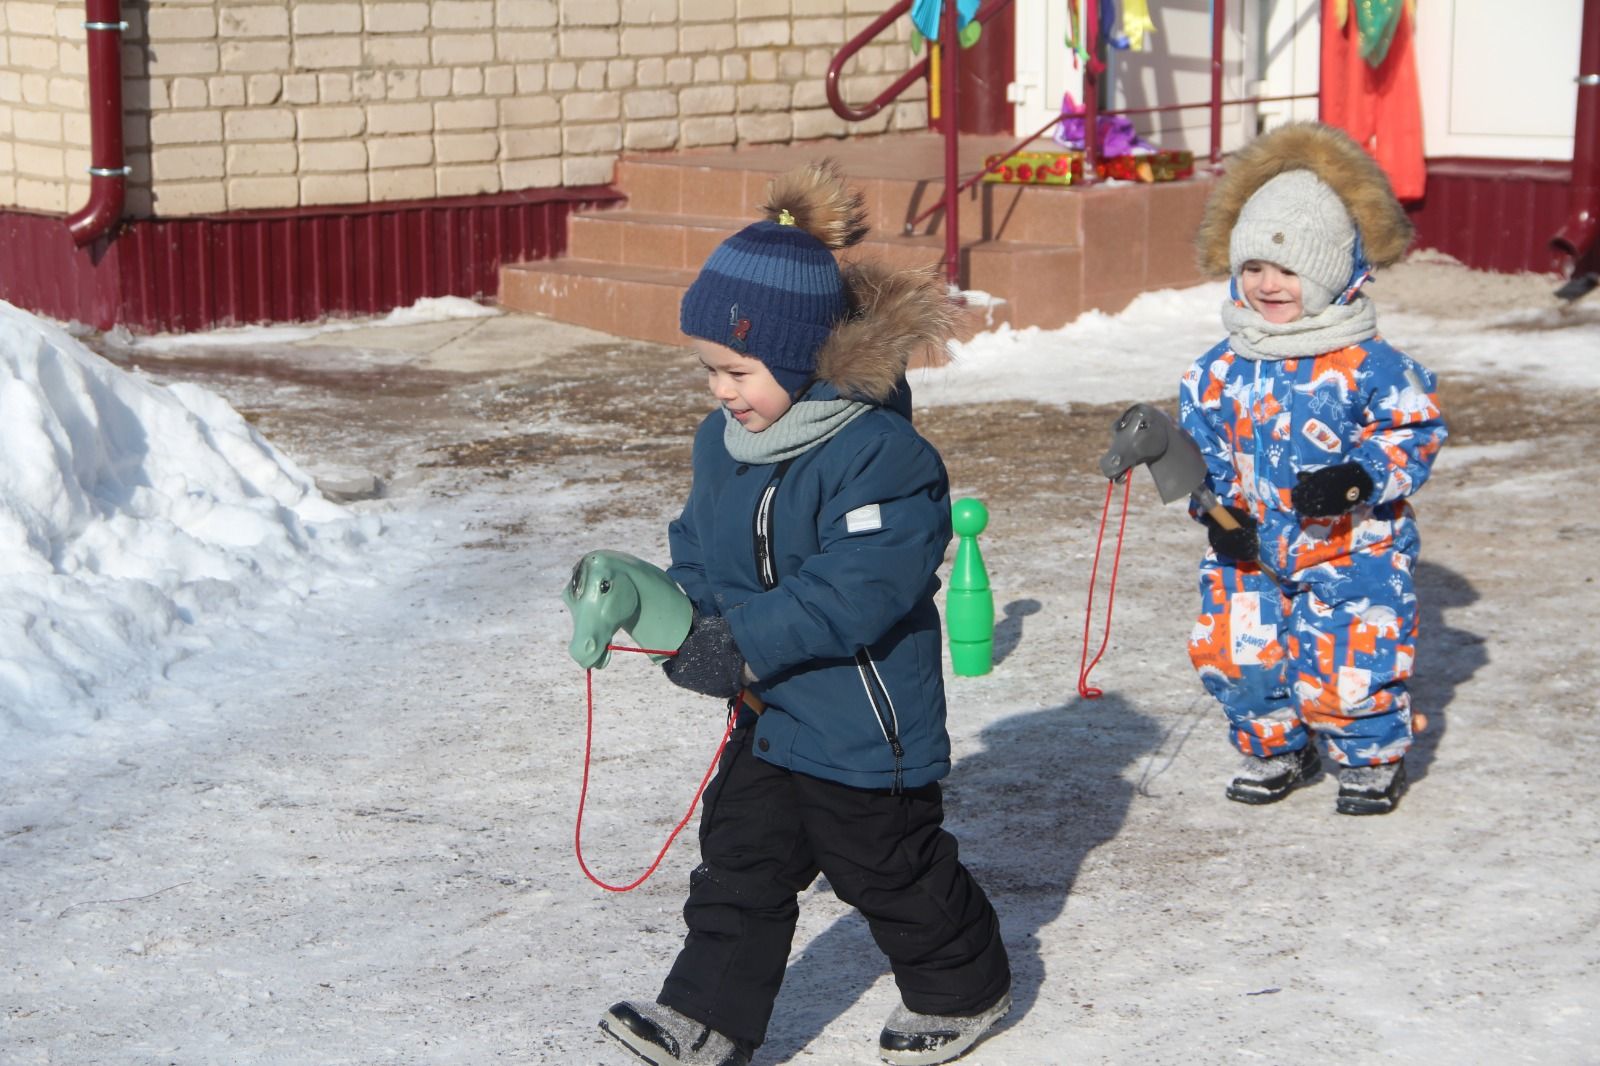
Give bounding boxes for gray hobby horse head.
[1099,402,1209,505]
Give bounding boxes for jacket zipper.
[752,459,793,590]
[854,648,905,794]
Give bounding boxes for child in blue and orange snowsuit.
[1179,123,1448,815]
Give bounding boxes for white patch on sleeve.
[844,504,883,533]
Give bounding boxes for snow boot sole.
[1225,744,1322,805]
[879,990,1012,1065]
[599,1002,750,1066]
[1335,759,1408,815]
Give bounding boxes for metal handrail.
[825,0,1015,284]
[824,1,1018,123]
[824,0,919,123]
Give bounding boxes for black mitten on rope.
[1291,463,1374,517]
[661,614,746,699]
[1202,506,1259,563]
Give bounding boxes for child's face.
[1239,260,1304,324]
[693,338,793,433]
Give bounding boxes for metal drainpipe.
[65,0,129,247]
[1550,0,1600,290]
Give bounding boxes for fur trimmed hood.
[1196,122,1413,277]
[814,259,960,404]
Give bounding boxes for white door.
[1010,0,1076,141]
[1413,0,1579,160]
[1255,0,1322,130]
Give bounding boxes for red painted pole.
[941,0,960,286]
[1210,0,1226,164]
[65,0,128,246]
[1082,0,1100,182]
[1550,0,1600,278]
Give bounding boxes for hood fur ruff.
[1196,122,1413,277]
[754,159,961,405]
[816,260,960,404]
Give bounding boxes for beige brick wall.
[0,0,927,217]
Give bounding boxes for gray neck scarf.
[1220,294,1378,361]
[723,397,870,464]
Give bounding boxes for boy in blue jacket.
[599,162,1011,1066]
[1180,123,1448,815]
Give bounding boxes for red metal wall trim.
[1406,158,1573,275]
[0,185,623,334]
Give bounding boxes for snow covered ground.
[2,262,1598,1065]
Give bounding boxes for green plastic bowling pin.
[947,498,993,676]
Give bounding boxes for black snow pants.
[658,726,1011,1050]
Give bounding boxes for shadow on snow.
[761,694,1162,1060]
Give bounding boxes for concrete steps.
[499,133,1213,344]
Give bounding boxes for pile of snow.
[921,286,1226,406]
[0,300,377,738]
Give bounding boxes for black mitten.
[661,614,746,699]
[1291,464,1374,517]
[1201,505,1259,563]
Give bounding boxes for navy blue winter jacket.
[667,265,961,792]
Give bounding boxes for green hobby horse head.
[562,550,694,670]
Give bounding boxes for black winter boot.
[600,1001,750,1066]
[1225,744,1322,805]
[1335,759,1407,815]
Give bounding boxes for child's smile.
[692,338,793,433]
[1239,260,1304,324]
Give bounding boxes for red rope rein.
[1077,476,1132,698]
[577,483,1130,887]
[575,644,737,892]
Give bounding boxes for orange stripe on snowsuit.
[1188,612,1242,680]
[1321,345,1367,390]
[1201,360,1228,406]
[1290,515,1359,572]
[1237,717,1293,753]
[1347,619,1379,659]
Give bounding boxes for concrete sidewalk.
[100,307,702,506]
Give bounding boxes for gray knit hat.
[1228,169,1358,314]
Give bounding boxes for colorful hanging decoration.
[1062,0,1157,68]
[911,0,981,42]
[1331,0,1416,67]
[1100,0,1131,51]
[1321,0,1425,200]
[1121,0,1156,51]
[1064,0,1091,69]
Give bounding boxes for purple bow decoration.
[1052,92,1154,157]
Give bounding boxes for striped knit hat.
[679,161,867,396]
